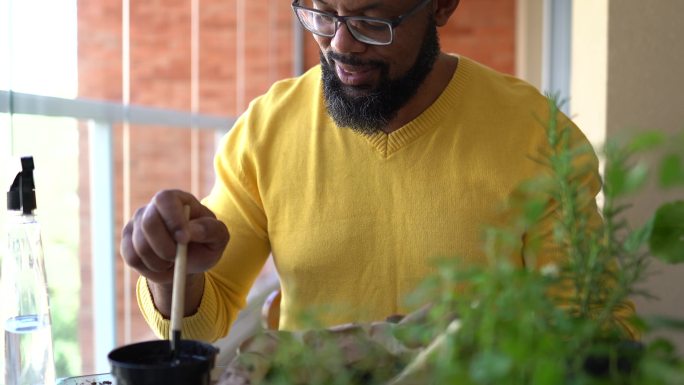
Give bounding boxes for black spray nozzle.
[7,156,37,214]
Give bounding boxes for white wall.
[606,0,684,350]
[572,0,684,351]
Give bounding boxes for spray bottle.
[1,156,56,385]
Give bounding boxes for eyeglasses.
[291,0,432,46]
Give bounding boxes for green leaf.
[659,153,684,188]
[624,162,650,193]
[645,315,684,331]
[605,161,649,197]
[532,359,564,385]
[604,163,627,197]
[524,199,547,223]
[624,218,654,253]
[626,131,666,152]
[469,351,513,383]
[647,338,676,356]
[649,201,684,263]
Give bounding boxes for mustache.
[325,52,385,69]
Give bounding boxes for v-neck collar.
[360,55,470,158]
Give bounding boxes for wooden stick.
[170,205,191,357]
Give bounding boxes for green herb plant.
[394,98,684,385]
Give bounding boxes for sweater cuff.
[136,276,221,342]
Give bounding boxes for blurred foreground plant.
[390,99,684,385]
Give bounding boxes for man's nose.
[330,21,367,54]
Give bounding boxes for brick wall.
[77,0,515,374]
[444,0,516,74]
[77,0,122,374]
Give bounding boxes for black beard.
[320,19,440,135]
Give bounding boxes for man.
[121,0,630,342]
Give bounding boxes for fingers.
[151,189,203,244]
[140,204,177,260]
[188,217,229,246]
[120,189,229,283]
[121,220,143,271]
[140,190,213,259]
[185,217,230,273]
[123,207,174,275]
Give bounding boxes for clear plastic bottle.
[1,157,56,385]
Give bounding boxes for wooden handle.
[170,205,191,343]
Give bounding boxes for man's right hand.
[120,189,229,316]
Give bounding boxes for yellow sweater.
[137,56,625,341]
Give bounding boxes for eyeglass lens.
[295,8,393,45]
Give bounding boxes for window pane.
[1,0,77,97]
[1,115,82,378]
[0,0,10,91]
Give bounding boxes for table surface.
[58,371,223,384]
[57,373,115,384]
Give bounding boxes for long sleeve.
[136,108,273,342]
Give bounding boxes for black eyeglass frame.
[291,0,432,46]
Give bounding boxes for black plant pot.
[582,340,644,378]
[108,339,218,385]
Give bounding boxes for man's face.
[310,0,441,134]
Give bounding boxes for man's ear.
[433,0,460,27]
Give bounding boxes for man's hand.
[120,189,229,316]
